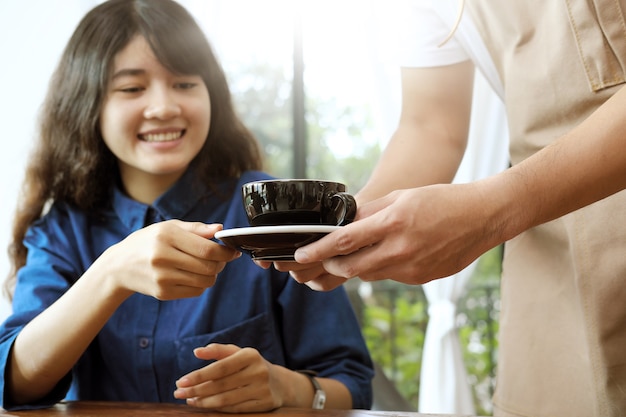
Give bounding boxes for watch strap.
[297,370,326,409]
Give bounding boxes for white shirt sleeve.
[397,1,470,68]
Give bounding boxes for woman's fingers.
[106,220,241,299]
[175,345,280,412]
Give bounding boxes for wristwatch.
[297,370,326,409]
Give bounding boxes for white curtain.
[418,70,509,413]
[420,266,475,413]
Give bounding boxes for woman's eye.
[119,86,144,93]
[176,82,197,90]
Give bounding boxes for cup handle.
[326,193,357,226]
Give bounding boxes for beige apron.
[466,1,626,416]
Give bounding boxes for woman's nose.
[143,88,181,120]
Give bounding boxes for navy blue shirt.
[0,169,373,410]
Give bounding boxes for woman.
[0,0,373,412]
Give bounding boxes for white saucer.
[215,225,340,261]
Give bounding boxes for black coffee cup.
[242,179,357,226]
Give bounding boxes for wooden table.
[0,401,482,416]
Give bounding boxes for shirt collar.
[111,167,213,231]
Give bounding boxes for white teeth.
[141,131,183,142]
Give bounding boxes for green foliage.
[360,284,428,407]
[357,247,502,414]
[457,246,502,416]
[228,61,381,191]
[304,96,381,191]
[226,61,294,178]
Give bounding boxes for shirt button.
[139,337,150,348]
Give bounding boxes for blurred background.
[0,1,506,414]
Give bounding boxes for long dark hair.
[5,0,262,298]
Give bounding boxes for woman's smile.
[138,129,186,143]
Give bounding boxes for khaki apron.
[465,1,626,416]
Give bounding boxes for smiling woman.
[101,35,211,203]
[0,0,373,412]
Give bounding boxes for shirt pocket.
[565,0,626,91]
[173,312,278,376]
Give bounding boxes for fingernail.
[294,249,309,263]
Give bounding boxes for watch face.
[313,390,326,409]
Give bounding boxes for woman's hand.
[96,220,240,300]
[174,344,286,412]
